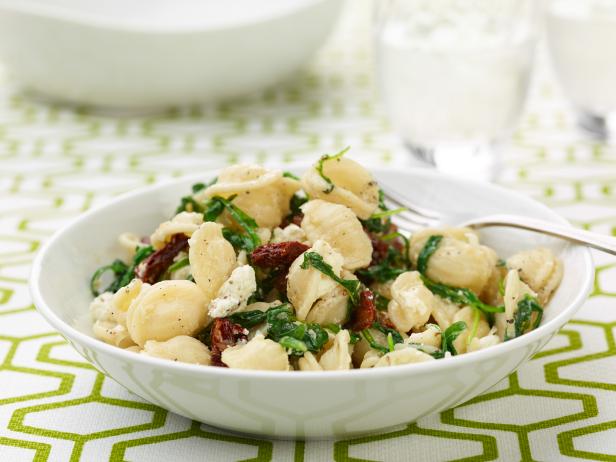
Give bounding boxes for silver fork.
[382,186,616,256]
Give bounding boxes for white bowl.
[30,168,593,438]
[0,0,343,108]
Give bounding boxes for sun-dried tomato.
[281,212,304,228]
[135,234,189,284]
[368,230,405,266]
[210,318,248,367]
[251,241,309,269]
[347,289,377,332]
[377,310,397,331]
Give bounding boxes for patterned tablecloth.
[2,3,616,461]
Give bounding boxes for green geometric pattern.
[2,2,616,460]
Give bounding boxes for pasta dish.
[88,151,563,371]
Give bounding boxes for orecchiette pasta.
[287,240,345,321]
[451,307,490,354]
[301,156,379,219]
[90,153,563,371]
[151,212,203,250]
[301,199,372,270]
[388,271,435,333]
[221,333,290,371]
[318,329,353,370]
[495,269,537,340]
[142,335,211,365]
[126,280,209,346]
[373,347,434,368]
[188,222,236,302]
[409,227,497,295]
[507,248,563,306]
[197,165,301,229]
[407,324,441,348]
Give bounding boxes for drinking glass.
[374,0,539,180]
[546,0,616,139]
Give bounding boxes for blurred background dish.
[545,0,616,139]
[374,0,539,181]
[0,0,343,109]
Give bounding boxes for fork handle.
[463,214,616,256]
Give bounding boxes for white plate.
[30,167,593,438]
[0,0,343,108]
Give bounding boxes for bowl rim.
[0,0,340,33]
[30,166,595,382]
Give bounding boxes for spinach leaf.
[228,310,268,328]
[282,171,300,180]
[315,146,350,193]
[222,228,255,253]
[300,252,361,305]
[264,305,329,355]
[356,247,407,283]
[175,179,217,214]
[167,256,189,273]
[289,194,308,216]
[417,235,443,274]
[441,321,467,356]
[90,245,154,296]
[204,195,261,251]
[505,294,543,341]
[229,304,329,356]
[420,275,505,315]
[361,322,404,354]
[90,259,127,296]
[374,293,390,311]
[369,208,406,220]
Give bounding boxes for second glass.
[374,0,538,180]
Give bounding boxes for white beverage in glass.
[546,0,616,137]
[374,1,537,180]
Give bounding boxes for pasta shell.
[495,269,537,340]
[287,239,345,321]
[188,222,236,303]
[297,351,324,371]
[410,227,496,295]
[142,335,211,365]
[507,248,563,305]
[126,280,209,346]
[451,306,490,354]
[221,333,289,371]
[208,265,257,318]
[388,271,435,333]
[197,164,301,229]
[301,157,379,219]
[319,329,353,370]
[150,212,203,250]
[373,347,434,367]
[301,199,372,270]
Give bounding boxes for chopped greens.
[357,247,407,283]
[289,193,308,217]
[90,259,127,296]
[90,245,154,296]
[505,294,543,341]
[300,251,361,305]
[282,171,300,180]
[228,305,329,356]
[441,321,467,356]
[369,207,406,220]
[315,146,350,193]
[374,293,390,311]
[222,228,255,253]
[175,178,217,214]
[203,195,261,251]
[417,235,443,274]
[420,275,505,315]
[361,322,404,354]
[361,190,392,233]
[167,256,189,273]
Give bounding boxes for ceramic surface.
[0,0,343,108]
[30,168,594,438]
